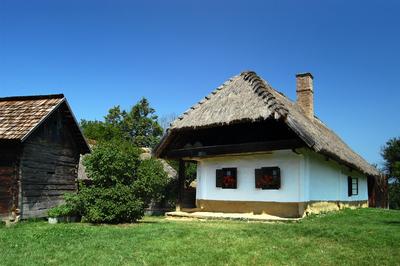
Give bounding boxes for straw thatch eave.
[154,71,379,177]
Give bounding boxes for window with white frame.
[348,176,358,196]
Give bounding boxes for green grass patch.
[1,208,399,265]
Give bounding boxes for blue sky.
[0,0,399,165]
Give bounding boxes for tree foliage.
[84,141,141,187]
[52,140,169,223]
[80,120,124,143]
[52,98,172,223]
[381,137,400,209]
[80,98,163,147]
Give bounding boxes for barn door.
[0,160,18,218]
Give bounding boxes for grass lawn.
[0,208,399,266]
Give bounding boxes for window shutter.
[255,168,262,188]
[216,169,223,187]
[273,167,281,189]
[348,176,352,196]
[230,168,237,189]
[352,178,359,195]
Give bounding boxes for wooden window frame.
[255,167,281,190]
[216,168,237,189]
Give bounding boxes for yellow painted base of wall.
[196,199,368,218]
[300,201,368,216]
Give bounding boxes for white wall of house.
[305,151,368,202]
[195,149,368,203]
[196,150,303,202]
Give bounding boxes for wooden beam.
[165,139,304,159]
[176,159,185,211]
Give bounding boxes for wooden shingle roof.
[0,94,90,153]
[0,94,64,140]
[154,71,379,177]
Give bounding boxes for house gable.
[154,71,379,177]
[0,94,90,219]
[19,106,82,218]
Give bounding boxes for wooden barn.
[154,71,382,218]
[0,94,90,220]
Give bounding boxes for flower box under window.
[216,168,237,189]
[255,167,281,189]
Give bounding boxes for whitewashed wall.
[195,149,368,203]
[306,151,368,201]
[196,150,303,202]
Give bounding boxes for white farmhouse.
[154,71,380,218]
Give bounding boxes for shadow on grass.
[138,220,161,224]
[382,220,400,225]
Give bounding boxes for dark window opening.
[348,177,358,196]
[216,168,237,189]
[255,167,281,189]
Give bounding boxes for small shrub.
[48,204,73,218]
[51,140,170,224]
[79,185,144,223]
[48,193,82,218]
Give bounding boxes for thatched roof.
[154,71,379,177]
[0,94,90,153]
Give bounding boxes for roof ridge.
[241,71,288,119]
[0,94,65,102]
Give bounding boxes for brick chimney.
[296,72,314,119]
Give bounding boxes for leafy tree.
[84,140,141,187]
[80,119,124,143]
[381,137,400,209]
[104,106,127,126]
[124,98,163,147]
[53,140,168,223]
[80,98,163,147]
[134,158,170,206]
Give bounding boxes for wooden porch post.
[177,159,185,211]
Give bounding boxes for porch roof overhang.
[164,139,304,159]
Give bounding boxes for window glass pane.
[351,178,358,195]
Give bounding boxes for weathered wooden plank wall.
[0,165,16,217]
[20,109,80,218]
[0,143,20,218]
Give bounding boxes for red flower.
[223,175,235,187]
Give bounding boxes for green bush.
[48,193,82,218]
[56,140,169,224]
[133,158,168,206]
[84,141,141,187]
[78,185,144,223]
[48,205,72,218]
